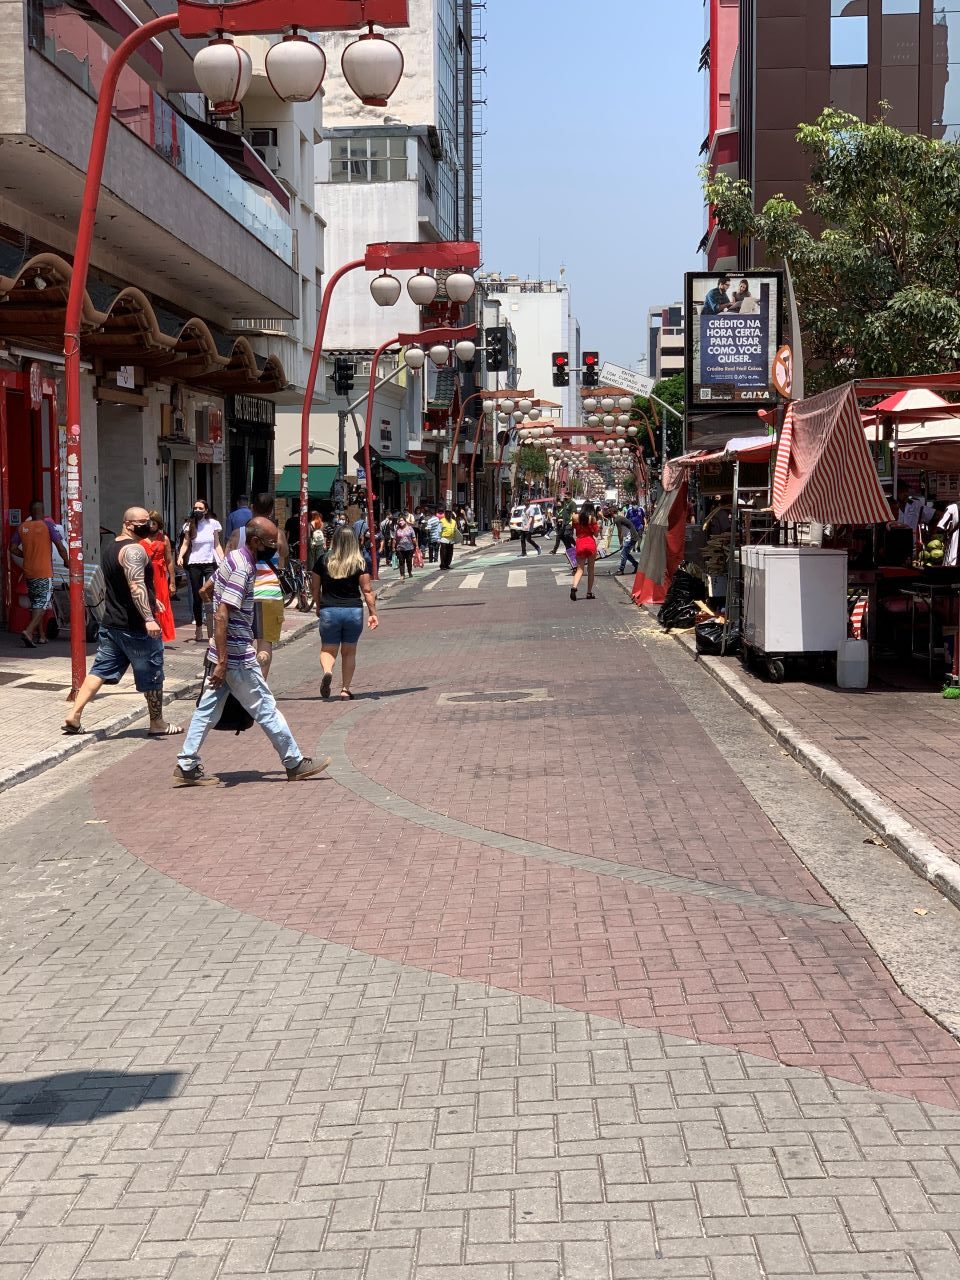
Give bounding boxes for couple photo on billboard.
[686,270,783,409]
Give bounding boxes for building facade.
[289,0,483,516]
[0,0,323,625]
[716,1,959,269]
[647,304,686,383]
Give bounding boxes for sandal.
[586,593,595,600]
[569,588,577,601]
[320,673,332,699]
[147,723,183,737]
[340,689,354,700]
[61,722,85,735]
[21,633,37,648]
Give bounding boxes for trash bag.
[695,620,741,656]
[213,693,254,734]
[658,563,703,631]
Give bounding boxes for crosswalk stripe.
[508,569,527,589]
[460,573,484,590]
[423,577,440,591]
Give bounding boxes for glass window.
[933,9,960,64]
[329,136,408,184]
[882,0,919,11]
[831,13,869,65]
[934,62,960,130]
[881,64,920,128]
[831,65,868,118]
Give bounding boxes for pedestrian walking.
[439,509,459,570]
[226,494,253,535]
[426,509,442,562]
[311,527,379,701]
[221,504,286,677]
[614,509,639,576]
[177,499,222,643]
[551,495,575,555]
[519,500,542,557]
[144,512,177,642]
[393,515,418,579]
[570,501,600,602]
[63,507,182,737]
[9,499,67,648]
[174,517,331,786]
[308,511,326,562]
[378,513,395,568]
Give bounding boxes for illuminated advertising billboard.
[685,271,783,410]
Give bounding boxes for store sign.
[686,271,783,411]
[196,442,214,463]
[28,362,42,410]
[116,366,135,390]
[208,410,224,444]
[229,394,275,426]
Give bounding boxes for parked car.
[508,504,546,538]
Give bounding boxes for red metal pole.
[63,12,179,697]
[299,257,365,564]
[446,390,484,507]
[363,334,400,581]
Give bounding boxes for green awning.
[381,459,431,480]
[275,464,339,498]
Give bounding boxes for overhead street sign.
[598,362,655,398]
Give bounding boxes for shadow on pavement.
[285,686,428,702]
[0,1070,182,1125]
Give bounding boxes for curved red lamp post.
[360,323,476,578]
[61,0,416,696]
[296,240,479,566]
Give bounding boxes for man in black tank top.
[62,506,181,738]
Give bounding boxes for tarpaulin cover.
[631,477,688,606]
[773,383,892,524]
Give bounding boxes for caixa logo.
[740,390,772,401]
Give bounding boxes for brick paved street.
[2,551,960,1278]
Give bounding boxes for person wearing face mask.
[219,494,285,675]
[174,517,332,787]
[62,507,182,738]
[177,499,222,643]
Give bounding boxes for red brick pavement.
[94,569,960,1111]
[711,656,960,868]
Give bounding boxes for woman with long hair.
[177,498,222,641]
[145,512,177,642]
[393,514,418,579]
[570,501,600,602]
[311,527,378,700]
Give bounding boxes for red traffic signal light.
[584,353,597,366]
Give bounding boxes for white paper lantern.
[429,344,450,366]
[618,414,631,426]
[583,397,598,413]
[603,415,615,427]
[517,398,534,415]
[194,38,253,115]
[601,397,615,412]
[500,398,515,414]
[403,345,426,370]
[618,397,634,412]
[370,271,401,306]
[483,400,496,416]
[407,270,438,306]
[341,29,404,107]
[527,408,541,421]
[445,271,476,303]
[627,425,638,437]
[454,340,477,363]
[587,414,600,427]
[264,32,326,102]
[513,411,524,423]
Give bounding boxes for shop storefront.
[226,393,275,509]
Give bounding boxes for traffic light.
[332,356,355,397]
[583,351,600,387]
[552,352,569,387]
[486,326,509,373]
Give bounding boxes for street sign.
[599,362,654,398]
[356,466,366,482]
[773,345,793,399]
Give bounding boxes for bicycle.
[278,558,313,611]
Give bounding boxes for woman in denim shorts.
[311,528,379,700]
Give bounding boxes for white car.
[509,505,546,538]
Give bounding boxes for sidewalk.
[622,584,960,907]
[0,534,496,794]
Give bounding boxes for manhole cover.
[437,688,551,706]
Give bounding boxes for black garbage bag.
[658,564,703,631]
[695,620,741,656]
[196,669,254,734]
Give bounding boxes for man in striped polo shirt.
[174,517,331,787]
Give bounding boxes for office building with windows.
[706,1,956,270]
[290,0,484,511]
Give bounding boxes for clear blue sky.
[480,0,705,372]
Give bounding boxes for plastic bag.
[695,620,741,656]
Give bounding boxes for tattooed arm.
[119,542,161,638]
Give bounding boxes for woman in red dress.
[145,512,177,642]
[570,501,600,602]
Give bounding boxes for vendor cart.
[741,546,848,682]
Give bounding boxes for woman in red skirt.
[570,502,600,602]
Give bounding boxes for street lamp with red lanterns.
[62,0,413,697]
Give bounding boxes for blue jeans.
[619,536,638,574]
[178,663,302,770]
[90,626,164,692]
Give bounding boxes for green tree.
[703,108,960,389]
[633,374,685,456]
[516,445,548,477]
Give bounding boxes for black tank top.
[101,538,156,632]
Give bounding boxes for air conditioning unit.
[246,127,277,148]
[252,145,281,174]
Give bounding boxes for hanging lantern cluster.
[194,22,404,117]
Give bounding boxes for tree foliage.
[516,445,548,477]
[633,374,685,457]
[703,109,960,390]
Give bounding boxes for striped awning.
[773,383,892,525]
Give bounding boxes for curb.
[0,613,317,796]
[614,577,960,912]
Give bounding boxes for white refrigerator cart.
[740,546,848,682]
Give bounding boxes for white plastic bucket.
[837,638,869,689]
